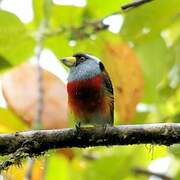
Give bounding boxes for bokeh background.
[0,0,180,179]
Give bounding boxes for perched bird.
[61,53,114,127]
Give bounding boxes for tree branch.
[44,0,154,39]
[0,123,179,156]
[0,123,179,172]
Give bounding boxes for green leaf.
[87,0,131,18]
[33,0,52,26]
[81,146,167,180]
[121,0,180,44]
[50,5,84,28]
[44,35,74,57]
[162,20,180,47]
[175,170,180,180]
[172,37,180,64]
[44,0,53,19]
[32,0,44,26]
[0,10,35,66]
[0,55,12,71]
[169,144,180,159]
[46,153,69,180]
[0,108,28,132]
[134,36,174,103]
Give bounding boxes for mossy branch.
[0,123,179,171]
[1,123,180,156]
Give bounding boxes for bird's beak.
[60,56,76,68]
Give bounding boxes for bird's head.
[60,53,105,82]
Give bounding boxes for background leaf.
[121,0,180,44]
[103,42,144,123]
[2,63,68,129]
[0,107,27,132]
[0,10,35,66]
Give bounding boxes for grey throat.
[68,59,101,82]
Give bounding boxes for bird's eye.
[79,57,85,61]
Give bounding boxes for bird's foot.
[103,123,111,132]
[102,124,112,147]
[75,122,82,134]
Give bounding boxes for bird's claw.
[103,123,111,132]
[75,122,81,134]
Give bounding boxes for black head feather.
[72,53,89,66]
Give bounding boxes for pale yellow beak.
[60,56,76,68]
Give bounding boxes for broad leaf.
[0,10,35,67]
[0,107,27,132]
[121,0,180,44]
[103,42,144,123]
[2,63,68,129]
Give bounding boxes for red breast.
[67,74,106,117]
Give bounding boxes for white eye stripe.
[86,54,101,63]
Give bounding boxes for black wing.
[99,62,114,125]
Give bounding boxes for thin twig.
[122,0,154,10]
[133,167,172,180]
[44,0,154,39]
[25,18,48,180]
[34,19,47,130]
[25,0,53,178]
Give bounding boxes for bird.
[61,53,114,128]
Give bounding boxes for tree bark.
[0,123,179,156]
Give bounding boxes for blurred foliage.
[0,108,27,132]
[170,144,180,159]
[2,63,68,129]
[0,55,12,72]
[0,0,179,179]
[103,42,144,123]
[0,10,35,65]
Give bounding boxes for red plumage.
[67,75,106,118]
